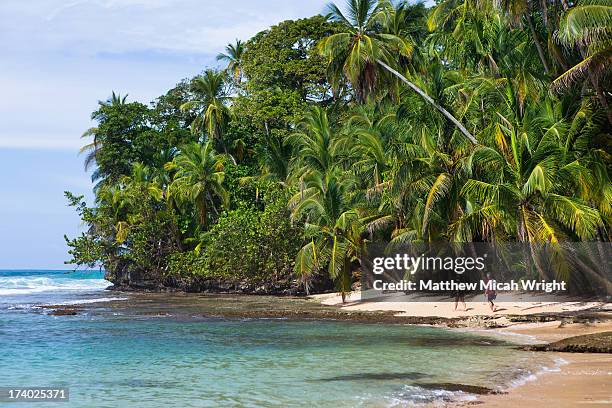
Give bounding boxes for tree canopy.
[67,0,611,299]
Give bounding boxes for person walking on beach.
[453,287,467,311]
[453,274,467,311]
[484,273,497,312]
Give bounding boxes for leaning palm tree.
[180,70,232,148]
[216,39,246,82]
[319,0,411,101]
[320,0,478,144]
[166,142,229,228]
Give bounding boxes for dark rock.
[524,331,612,353]
[413,382,504,395]
[34,305,82,316]
[48,308,80,316]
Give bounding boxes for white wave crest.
[384,384,478,407]
[507,357,569,388]
[51,297,128,305]
[0,276,110,295]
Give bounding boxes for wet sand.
[472,322,612,407]
[475,353,611,407]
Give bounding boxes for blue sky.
[0,0,330,269]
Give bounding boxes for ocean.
[0,270,561,407]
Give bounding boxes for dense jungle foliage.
[65,0,611,297]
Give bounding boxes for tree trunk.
[589,74,612,125]
[525,14,550,74]
[576,47,612,125]
[376,60,478,145]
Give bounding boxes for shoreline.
[472,352,612,407]
[40,290,612,407]
[308,291,612,407]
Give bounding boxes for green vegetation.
[66,0,611,297]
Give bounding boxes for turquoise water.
[0,270,551,407]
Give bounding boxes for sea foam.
[0,276,110,295]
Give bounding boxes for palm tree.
[320,0,478,144]
[216,39,246,82]
[95,183,132,244]
[495,0,553,74]
[166,142,229,228]
[382,1,429,75]
[180,70,232,148]
[456,101,610,287]
[460,101,603,245]
[258,131,293,184]
[319,0,412,101]
[553,0,612,124]
[341,104,395,186]
[428,0,502,73]
[288,106,339,179]
[368,118,469,245]
[79,92,129,187]
[290,169,363,301]
[102,163,167,244]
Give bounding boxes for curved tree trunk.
[376,60,479,145]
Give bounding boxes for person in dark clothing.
[484,272,497,312]
[453,274,467,311]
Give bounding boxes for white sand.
[310,291,610,318]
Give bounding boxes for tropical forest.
[65,0,612,298]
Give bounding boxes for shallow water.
[0,270,556,407]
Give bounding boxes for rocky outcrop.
[107,275,300,295]
[104,264,335,295]
[525,331,612,353]
[34,305,82,316]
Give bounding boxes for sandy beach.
[476,352,611,407]
[312,291,610,317]
[311,291,612,407]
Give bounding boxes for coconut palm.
[166,142,229,228]
[216,39,246,82]
[319,0,402,101]
[290,169,363,301]
[553,0,612,124]
[258,131,293,183]
[95,183,132,243]
[180,70,232,148]
[80,92,129,185]
[428,0,504,74]
[494,0,553,74]
[320,0,478,144]
[460,100,603,245]
[288,106,340,180]
[341,104,396,186]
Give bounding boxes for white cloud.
[1,0,329,56]
[0,0,329,150]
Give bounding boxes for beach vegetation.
[66,1,611,297]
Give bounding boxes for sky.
[0,0,330,269]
